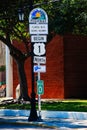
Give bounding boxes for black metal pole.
[28,43,38,121]
[28,0,38,121]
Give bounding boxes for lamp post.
[28,43,38,121]
[18,0,38,121]
[28,0,38,121]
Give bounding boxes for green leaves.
[40,0,87,35]
[0,0,87,44]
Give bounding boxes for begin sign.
[31,35,47,42]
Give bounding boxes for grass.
[42,101,87,112]
[0,99,87,112]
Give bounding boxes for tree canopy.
[38,0,87,35]
[0,0,87,44]
[50,0,87,35]
[32,0,87,35]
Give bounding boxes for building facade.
[13,35,87,99]
[1,35,87,99]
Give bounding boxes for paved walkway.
[0,109,87,130]
[0,116,87,130]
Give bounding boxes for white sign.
[34,65,46,72]
[29,24,48,34]
[31,35,47,42]
[34,56,46,64]
[29,8,48,24]
[33,43,46,56]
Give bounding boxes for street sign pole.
[37,62,41,119]
[29,8,48,120]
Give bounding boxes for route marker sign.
[29,8,48,35]
[29,8,48,24]
[33,43,46,56]
[37,80,44,95]
[29,8,48,118]
[34,56,46,64]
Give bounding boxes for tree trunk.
[16,60,30,101]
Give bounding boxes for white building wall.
[6,46,13,97]
[0,41,6,66]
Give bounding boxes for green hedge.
[0,65,6,72]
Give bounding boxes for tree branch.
[0,35,7,44]
[13,25,31,55]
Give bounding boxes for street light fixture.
[18,8,24,21]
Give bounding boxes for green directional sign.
[37,80,44,95]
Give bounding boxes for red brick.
[13,35,64,99]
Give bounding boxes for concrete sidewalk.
[0,109,87,129]
[0,109,87,120]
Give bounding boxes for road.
[0,124,52,130]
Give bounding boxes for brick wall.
[64,35,87,99]
[13,35,87,99]
[13,35,64,99]
[41,35,64,98]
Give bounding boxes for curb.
[0,120,56,129]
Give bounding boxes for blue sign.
[34,66,41,71]
[34,65,46,72]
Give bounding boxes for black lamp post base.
[28,108,39,121]
[28,115,43,122]
[28,93,38,121]
[28,115,39,121]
